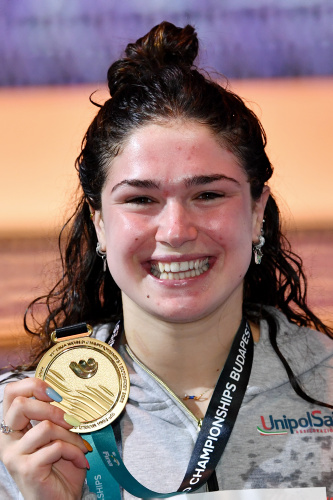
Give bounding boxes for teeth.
[151,258,209,280]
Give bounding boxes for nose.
[155,200,198,248]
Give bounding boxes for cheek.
[104,213,153,262]
[106,212,143,237]
[203,205,253,247]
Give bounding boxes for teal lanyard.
[84,318,253,499]
[84,430,122,500]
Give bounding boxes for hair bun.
[107,22,198,95]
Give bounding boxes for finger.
[3,440,89,490]
[31,440,89,472]
[16,420,89,456]
[4,397,75,433]
[3,378,61,414]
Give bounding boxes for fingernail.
[82,439,93,452]
[46,387,63,403]
[64,413,81,427]
[85,457,90,470]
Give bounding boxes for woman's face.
[94,121,269,323]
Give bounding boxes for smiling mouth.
[150,258,209,280]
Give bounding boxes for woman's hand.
[0,377,90,500]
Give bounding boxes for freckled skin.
[94,121,269,324]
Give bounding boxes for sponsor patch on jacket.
[257,410,333,436]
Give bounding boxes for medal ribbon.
[84,318,253,499]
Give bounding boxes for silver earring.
[253,221,265,265]
[253,235,265,264]
[96,242,107,272]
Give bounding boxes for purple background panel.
[0,0,333,85]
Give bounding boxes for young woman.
[0,22,332,500]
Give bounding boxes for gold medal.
[35,324,130,433]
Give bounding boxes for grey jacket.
[1,308,333,499]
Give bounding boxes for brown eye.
[127,197,154,204]
[197,192,224,200]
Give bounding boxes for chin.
[144,300,218,324]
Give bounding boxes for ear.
[252,185,270,243]
[91,210,107,251]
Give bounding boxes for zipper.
[125,344,201,428]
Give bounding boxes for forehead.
[106,121,246,186]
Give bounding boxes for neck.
[122,294,245,398]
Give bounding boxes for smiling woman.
[0,21,332,500]
[93,122,269,327]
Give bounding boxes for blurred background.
[1,0,332,370]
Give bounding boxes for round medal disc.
[35,337,130,433]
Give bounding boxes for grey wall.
[1,0,332,86]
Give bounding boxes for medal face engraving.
[35,338,130,433]
[69,358,98,378]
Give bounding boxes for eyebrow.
[111,179,160,192]
[184,174,240,188]
[111,174,240,193]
